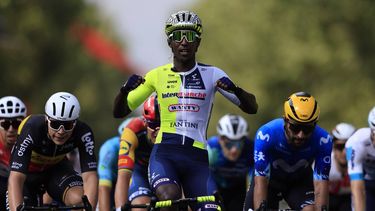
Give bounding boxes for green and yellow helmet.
[284,92,320,124]
[165,10,202,36]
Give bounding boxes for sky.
[87,0,198,74]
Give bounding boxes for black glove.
[120,74,144,94]
[216,77,237,93]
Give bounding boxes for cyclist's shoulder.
[18,114,45,135]
[207,136,220,147]
[99,136,120,152]
[125,116,146,134]
[256,118,284,135]
[346,127,371,147]
[147,63,173,74]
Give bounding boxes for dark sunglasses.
[146,120,160,130]
[334,143,346,151]
[221,136,244,149]
[0,118,23,130]
[47,118,76,131]
[169,30,200,43]
[288,122,315,134]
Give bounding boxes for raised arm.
[113,75,145,118]
[216,77,258,114]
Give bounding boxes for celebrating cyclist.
[113,10,257,211]
[329,122,355,211]
[244,91,332,211]
[207,114,253,211]
[345,106,375,211]
[7,92,98,211]
[98,118,133,211]
[0,96,27,210]
[114,96,159,211]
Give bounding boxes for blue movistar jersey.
[254,118,332,181]
[207,136,253,189]
[98,137,119,188]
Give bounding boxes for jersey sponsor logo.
[18,134,33,156]
[162,92,206,100]
[272,159,309,173]
[254,150,266,162]
[87,161,97,169]
[11,162,22,170]
[183,70,205,89]
[167,80,178,84]
[81,132,94,155]
[118,155,134,169]
[257,131,270,142]
[170,121,198,129]
[119,141,131,155]
[205,204,219,209]
[320,135,331,145]
[153,178,170,188]
[323,156,331,164]
[168,104,200,112]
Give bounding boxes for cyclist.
[98,118,133,211]
[7,92,98,211]
[345,106,375,211]
[207,114,253,211]
[0,96,27,210]
[113,10,258,211]
[114,96,159,211]
[328,122,355,211]
[244,91,332,211]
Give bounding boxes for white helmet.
[0,96,27,118]
[217,114,248,140]
[332,122,356,140]
[368,106,375,130]
[45,92,80,121]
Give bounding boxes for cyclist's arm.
[234,87,258,114]
[351,180,366,211]
[114,170,132,208]
[115,127,139,208]
[98,184,112,211]
[82,171,98,210]
[313,180,329,210]
[113,91,131,118]
[8,171,26,211]
[253,176,268,209]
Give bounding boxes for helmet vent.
[69,106,75,118]
[52,102,56,116]
[61,102,66,117]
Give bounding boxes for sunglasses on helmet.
[168,30,200,43]
[0,118,23,130]
[47,118,76,131]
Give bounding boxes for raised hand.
[120,74,145,94]
[216,77,237,93]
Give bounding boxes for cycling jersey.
[10,114,97,173]
[346,128,375,180]
[207,136,253,189]
[254,118,332,181]
[118,117,153,201]
[0,135,11,177]
[98,137,119,188]
[127,63,241,149]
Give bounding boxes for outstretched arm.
[313,180,329,210]
[253,176,268,209]
[82,171,98,210]
[8,171,26,211]
[351,180,366,211]
[216,77,258,114]
[114,170,132,208]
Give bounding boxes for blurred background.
[1,0,374,151]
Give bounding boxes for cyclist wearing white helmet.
[329,122,356,211]
[345,106,375,211]
[8,92,98,211]
[0,96,27,211]
[113,10,257,211]
[207,114,254,211]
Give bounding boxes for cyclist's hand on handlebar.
[216,77,237,93]
[16,203,25,211]
[120,74,145,94]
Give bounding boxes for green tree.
[195,0,375,137]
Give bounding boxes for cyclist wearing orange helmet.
[244,92,332,211]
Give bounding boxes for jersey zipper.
[181,74,186,145]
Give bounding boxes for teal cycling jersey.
[127,63,241,148]
[98,137,119,188]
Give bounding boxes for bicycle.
[16,194,92,211]
[120,192,224,211]
[251,200,328,211]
